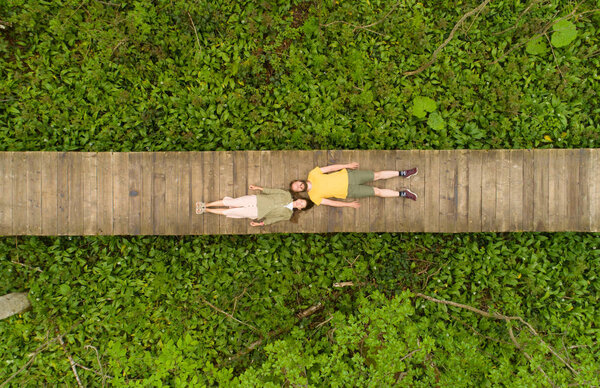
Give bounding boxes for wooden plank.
[56,153,69,235]
[548,150,559,231]
[565,150,579,231]
[112,153,128,235]
[577,149,590,231]
[232,152,248,235]
[68,153,84,235]
[454,150,468,233]
[394,150,410,232]
[41,152,57,235]
[296,150,315,233]
[152,153,166,235]
[257,151,272,234]
[0,152,13,235]
[509,150,524,231]
[164,152,178,235]
[365,151,383,232]
[339,150,357,233]
[218,152,234,234]
[481,151,496,232]
[26,152,42,235]
[203,151,219,234]
[177,152,191,235]
[407,150,425,232]
[246,151,261,234]
[97,152,113,235]
[82,153,98,235]
[438,150,456,233]
[556,149,569,231]
[494,150,510,232]
[522,149,534,231]
[12,153,28,235]
[312,150,328,233]
[140,153,154,235]
[189,152,204,235]
[467,150,482,232]
[423,150,440,232]
[270,151,287,233]
[533,149,550,231]
[347,150,365,232]
[590,149,600,232]
[284,150,302,234]
[128,153,142,235]
[327,150,344,233]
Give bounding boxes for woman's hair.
[289,194,314,224]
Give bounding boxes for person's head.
[289,195,314,224]
[290,180,308,193]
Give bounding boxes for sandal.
[195,202,206,214]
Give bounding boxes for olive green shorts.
[347,170,375,198]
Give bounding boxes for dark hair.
[289,194,314,224]
[289,180,308,193]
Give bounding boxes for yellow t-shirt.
[307,167,348,205]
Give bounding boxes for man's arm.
[320,198,360,208]
[319,162,359,174]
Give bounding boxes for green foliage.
[1,0,600,386]
[551,20,578,48]
[412,96,437,119]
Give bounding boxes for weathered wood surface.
[0,150,598,235]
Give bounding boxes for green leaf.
[412,96,437,118]
[427,112,446,131]
[59,284,71,295]
[526,36,548,55]
[551,20,577,48]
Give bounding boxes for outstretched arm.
[319,162,359,174]
[320,198,360,208]
[249,185,263,191]
[250,221,264,227]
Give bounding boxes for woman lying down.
[196,185,314,227]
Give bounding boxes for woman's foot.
[195,202,206,214]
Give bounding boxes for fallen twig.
[187,11,202,55]
[404,0,494,76]
[415,293,578,377]
[200,296,262,335]
[58,336,83,388]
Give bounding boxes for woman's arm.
[319,162,359,173]
[250,221,264,227]
[249,185,263,191]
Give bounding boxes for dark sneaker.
[400,167,418,179]
[400,189,417,201]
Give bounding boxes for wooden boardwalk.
[0,150,598,235]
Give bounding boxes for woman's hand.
[345,162,359,170]
[347,201,361,209]
[250,221,264,227]
[249,185,263,191]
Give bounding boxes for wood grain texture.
[1,150,599,235]
[41,152,57,235]
[0,152,13,235]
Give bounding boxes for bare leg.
[205,208,228,215]
[373,171,400,181]
[373,187,400,197]
[206,200,226,207]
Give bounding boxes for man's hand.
[250,221,264,227]
[249,185,262,191]
[347,201,360,209]
[345,162,359,170]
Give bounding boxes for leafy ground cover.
[1,0,599,386]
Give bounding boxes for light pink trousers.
[222,195,258,219]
